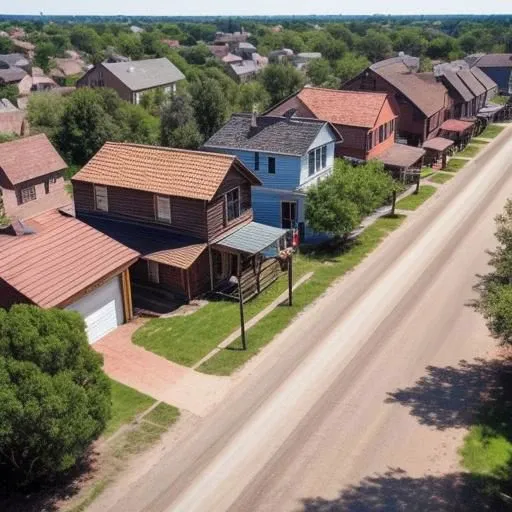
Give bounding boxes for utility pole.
[238,257,246,350]
[288,254,293,306]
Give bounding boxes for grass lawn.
[445,158,468,173]
[429,172,454,184]
[492,95,510,106]
[395,185,436,211]
[479,124,505,139]
[420,167,435,179]
[199,215,405,376]
[104,379,155,437]
[457,144,481,158]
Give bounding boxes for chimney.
[251,108,258,128]
[283,108,296,119]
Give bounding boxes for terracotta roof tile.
[0,134,67,185]
[0,209,139,308]
[297,87,390,128]
[73,142,261,201]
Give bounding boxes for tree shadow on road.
[300,468,503,511]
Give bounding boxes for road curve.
[91,127,512,512]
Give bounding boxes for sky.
[1,0,511,16]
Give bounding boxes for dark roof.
[422,137,455,152]
[204,114,338,157]
[0,66,26,84]
[377,143,425,168]
[470,66,497,92]
[213,221,287,255]
[457,68,486,97]
[0,53,29,67]
[370,58,447,117]
[441,70,474,103]
[0,209,139,308]
[440,119,474,133]
[474,54,512,68]
[78,213,206,270]
[0,134,67,186]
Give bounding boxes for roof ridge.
[301,86,388,97]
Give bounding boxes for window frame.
[147,260,160,284]
[281,200,297,229]
[155,195,172,223]
[254,152,260,171]
[94,185,109,212]
[20,185,36,204]
[225,187,241,223]
[268,156,276,174]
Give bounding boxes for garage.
[67,277,125,344]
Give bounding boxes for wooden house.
[473,54,512,95]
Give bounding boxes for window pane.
[321,146,327,168]
[268,157,276,174]
[254,152,259,171]
[308,151,315,175]
[95,186,108,211]
[315,149,320,171]
[156,196,171,221]
[226,188,240,222]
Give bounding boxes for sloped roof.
[474,54,512,68]
[440,119,474,133]
[73,142,261,202]
[204,114,338,156]
[0,53,29,67]
[371,59,447,117]
[229,60,258,76]
[470,66,497,92]
[0,65,26,84]
[457,68,486,97]
[377,143,425,168]
[422,137,454,152]
[441,70,474,102]
[297,87,391,128]
[102,58,185,91]
[0,134,67,186]
[0,209,139,308]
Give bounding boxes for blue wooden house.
[473,54,512,95]
[203,113,341,241]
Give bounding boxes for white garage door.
[67,277,124,344]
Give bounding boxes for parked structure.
[77,58,185,104]
[344,55,451,146]
[72,143,288,307]
[0,134,70,219]
[471,54,512,95]
[203,113,341,240]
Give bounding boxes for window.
[308,145,329,175]
[281,201,297,229]
[94,185,108,212]
[44,180,49,194]
[254,152,259,171]
[156,195,171,223]
[147,261,160,284]
[20,185,36,204]
[321,146,327,168]
[225,188,240,222]
[50,176,57,184]
[308,151,315,176]
[268,157,276,174]
[315,148,321,170]
[379,125,385,143]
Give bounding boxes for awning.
[78,213,206,270]
[422,137,455,152]
[377,143,426,169]
[439,119,474,133]
[214,221,287,255]
[477,103,505,119]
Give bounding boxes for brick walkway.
[94,319,232,417]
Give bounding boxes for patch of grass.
[472,139,490,145]
[445,158,468,173]
[115,422,165,457]
[457,144,481,158]
[420,167,435,179]
[395,185,437,211]
[480,124,505,139]
[199,215,405,376]
[429,172,454,184]
[133,267,307,367]
[492,96,509,106]
[67,479,111,512]
[104,380,155,437]
[144,403,180,428]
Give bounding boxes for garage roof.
[0,209,139,308]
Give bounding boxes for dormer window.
[225,188,240,222]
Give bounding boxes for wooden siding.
[0,278,33,309]
[77,64,134,102]
[266,95,316,118]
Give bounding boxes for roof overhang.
[377,143,426,169]
[422,137,455,153]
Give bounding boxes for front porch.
[377,143,426,183]
[422,137,455,170]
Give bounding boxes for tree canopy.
[0,305,111,486]
[258,63,304,106]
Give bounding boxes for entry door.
[281,201,297,229]
[147,261,160,284]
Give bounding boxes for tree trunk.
[391,190,397,216]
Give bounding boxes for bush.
[0,305,111,486]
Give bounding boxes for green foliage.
[0,35,14,53]
[70,26,102,55]
[392,28,427,56]
[426,36,458,59]
[160,93,203,149]
[34,42,57,73]
[179,42,212,65]
[0,305,111,485]
[306,58,331,86]
[258,63,304,105]
[116,32,144,60]
[0,84,19,105]
[335,53,370,84]
[238,81,271,112]
[475,200,512,345]
[306,159,397,237]
[190,77,229,139]
[26,91,68,142]
[357,29,393,62]
[118,102,159,145]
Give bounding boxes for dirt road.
[90,126,512,512]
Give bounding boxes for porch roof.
[214,221,287,255]
[377,143,426,169]
[422,137,455,153]
[439,119,474,134]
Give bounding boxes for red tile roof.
[297,87,390,128]
[440,119,475,133]
[0,209,139,308]
[0,134,67,186]
[73,142,261,201]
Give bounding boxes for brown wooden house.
[72,143,288,309]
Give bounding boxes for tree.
[160,94,202,149]
[426,36,457,59]
[458,33,478,54]
[0,305,111,485]
[70,26,102,55]
[58,88,120,165]
[306,58,331,86]
[258,64,304,106]
[335,53,370,85]
[0,84,19,106]
[0,36,13,54]
[238,81,270,112]
[358,29,393,62]
[119,102,159,145]
[34,42,56,73]
[392,28,427,56]
[27,92,68,142]
[190,78,229,139]
[474,200,512,344]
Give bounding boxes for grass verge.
[456,144,481,158]
[396,185,436,211]
[445,158,468,173]
[199,215,405,376]
[479,124,505,139]
[421,167,435,179]
[429,172,454,184]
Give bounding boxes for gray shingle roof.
[442,70,474,102]
[474,54,512,68]
[203,114,332,156]
[470,66,497,92]
[102,58,185,92]
[0,53,29,68]
[457,68,486,97]
[0,65,26,84]
[229,60,258,76]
